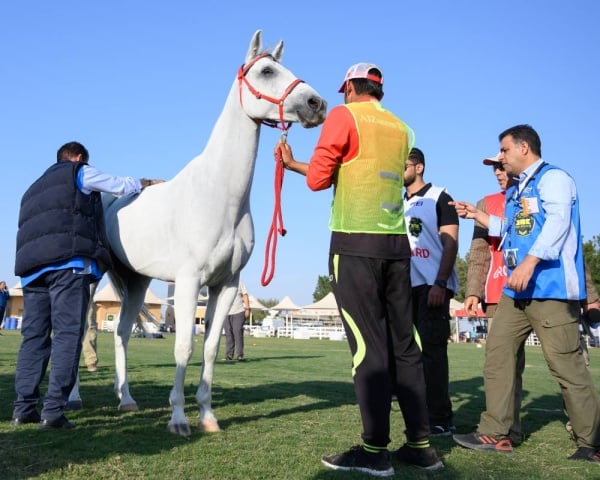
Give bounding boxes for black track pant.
[329,253,430,447]
[412,284,453,425]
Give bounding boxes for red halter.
[237,53,303,286]
[237,53,304,131]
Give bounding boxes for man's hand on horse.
[141,178,165,189]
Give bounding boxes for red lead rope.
[236,55,303,286]
[260,135,288,286]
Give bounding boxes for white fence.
[525,332,541,346]
[248,325,346,341]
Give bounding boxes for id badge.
[504,248,518,269]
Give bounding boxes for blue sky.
[2,1,599,306]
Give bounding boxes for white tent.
[297,292,340,318]
[248,295,268,310]
[267,295,300,332]
[270,295,300,312]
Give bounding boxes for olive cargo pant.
[479,295,600,448]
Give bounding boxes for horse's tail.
[106,266,160,333]
[106,268,126,302]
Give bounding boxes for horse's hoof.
[168,423,192,437]
[118,403,139,412]
[198,419,221,432]
[65,400,83,411]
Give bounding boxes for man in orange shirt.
[279,63,443,476]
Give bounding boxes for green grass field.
[1,330,599,479]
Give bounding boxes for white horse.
[96,30,325,436]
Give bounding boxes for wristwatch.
[434,279,447,289]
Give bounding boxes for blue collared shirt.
[488,158,576,261]
[77,165,142,196]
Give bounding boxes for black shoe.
[237,355,245,362]
[11,410,41,426]
[508,429,523,446]
[453,431,513,453]
[38,415,75,430]
[223,356,233,361]
[395,444,444,471]
[322,445,394,477]
[430,424,456,437]
[568,446,600,462]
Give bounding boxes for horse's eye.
[261,67,274,76]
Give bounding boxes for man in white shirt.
[223,279,249,361]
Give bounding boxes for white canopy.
[248,295,267,310]
[297,292,340,318]
[270,295,300,312]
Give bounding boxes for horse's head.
[238,30,327,129]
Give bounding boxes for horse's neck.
[178,82,260,196]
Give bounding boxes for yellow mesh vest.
[329,102,414,234]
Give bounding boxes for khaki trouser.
[486,313,525,440]
[479,295,600,448]
[82,281,99,367]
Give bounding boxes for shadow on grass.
[0,366,355,479]
[0,341,573,479]
[450,375,565,442]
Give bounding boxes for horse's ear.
[272,40,284,62]
[246,29,263,64]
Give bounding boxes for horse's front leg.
[196,314,226,432]
[196,280,238,432]
[167,279,201,437]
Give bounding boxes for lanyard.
[498,161,547,250]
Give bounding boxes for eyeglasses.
[405,163,417,170]
[492,164,505,172]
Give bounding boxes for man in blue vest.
[452,125,600,462]
[11,141,161,430]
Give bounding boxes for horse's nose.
[308,95,326,113]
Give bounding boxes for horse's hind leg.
[110,269,151,412]
[67,280,97,409]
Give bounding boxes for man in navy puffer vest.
[12,141,161,429]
